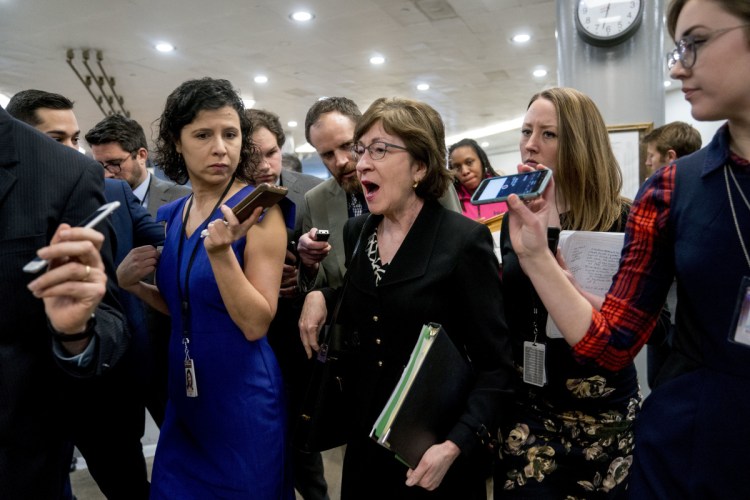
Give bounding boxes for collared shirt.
[132,174,151,207]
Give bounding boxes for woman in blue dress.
[118,77,293,499]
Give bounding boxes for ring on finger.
[84,265,91,281]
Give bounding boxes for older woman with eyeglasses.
[506,0,750,497]
[299,97,514,499]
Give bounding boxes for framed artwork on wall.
[607,122,653,200]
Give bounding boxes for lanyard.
[176,176,235,351]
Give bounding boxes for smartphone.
[315,229,330,242]
[22,200,121,273]
[232,183,288,223]
[470,169,552,205]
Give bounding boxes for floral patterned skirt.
[494,396,640,500]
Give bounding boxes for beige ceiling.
[0,0,558,155]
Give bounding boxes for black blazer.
[332,200,514,456]
[0,107,128,499]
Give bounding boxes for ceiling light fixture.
[533,68,548,78]
[287,121,298,128]
[0,93,10,108]
[290,11,314,22]
[243,98,255,109]
[512,33,531,43]
[295,143,317,154]
[416,83,430,91]
[480,141,490,148]
[663,80,672,88]
[370,55,385,65]
[254,75,268,84]
[155,42,175,53]
[445,115,525,145]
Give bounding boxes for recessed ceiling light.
[370,55,385,65]
[0,93,10,108]
[243,98,255,109]
[512,34,531,43]
[416,83,430,91]
[533,68,548,78]
[663,80,672,88]
[287,121,298,128]
[254,75,268,84]
[480,141,490,148]
[155,42,175,53]
[290,11,314,22]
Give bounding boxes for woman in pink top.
[449,138,507,221]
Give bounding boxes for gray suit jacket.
[146,173,191,218]
[279,169,322,237]
[300,177,349,290]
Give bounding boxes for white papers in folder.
[546,231,625,339]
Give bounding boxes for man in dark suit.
[247,108,327,499]
[0,103,129,499]
[84,114,190,217]
[8,90,163,499]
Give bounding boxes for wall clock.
[576,0,644,47]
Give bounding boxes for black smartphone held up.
[314,229,330,242]
[470,169,552,205]
[232,183,288,223]
[22,200,121,274]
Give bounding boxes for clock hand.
[605,2,611,19]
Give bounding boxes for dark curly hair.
[155,78,257,184]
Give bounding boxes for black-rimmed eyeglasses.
[352,141,408,161]
[667,24,750,70]
[99,154,132,174]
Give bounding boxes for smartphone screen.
[470,170,551,205]
[22,201,121,273]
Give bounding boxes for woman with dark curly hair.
[448,138,507,221]
[118,77,294,498]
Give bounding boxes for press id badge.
[523,341,547,387]
[185,359,198,398]
[729,277,750,349]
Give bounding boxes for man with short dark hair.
[7,89,81,148]
[85,114,190,217]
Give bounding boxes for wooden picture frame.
[607,122,653,199]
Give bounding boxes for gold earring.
[413,180,419,189]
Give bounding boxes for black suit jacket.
[332,200,514,456]
[0,107,128,499]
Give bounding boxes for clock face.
[576,0,643,46]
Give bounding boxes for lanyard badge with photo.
[176,177,235,398]
[729,277,750,349]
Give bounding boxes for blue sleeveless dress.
[151,186,293,499]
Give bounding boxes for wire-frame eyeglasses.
[667,25,750,70]
[352,141,409,161]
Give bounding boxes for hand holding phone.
[23,201,121,273]
[314,229,330,242]
[200,184,288,238]
[470,169,552,205]
[232,183,288,223]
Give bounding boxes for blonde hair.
[529,88,627,231]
